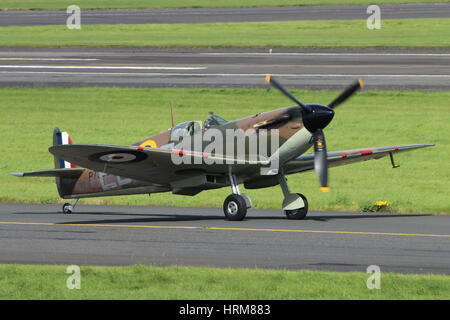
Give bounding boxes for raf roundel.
[99,153,137,162]
[88,150,147,164]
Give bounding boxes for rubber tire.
[284,193,308,220]
[223,194,248,221]
[62,203,73,214]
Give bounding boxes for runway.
[1,48,449,90]
[1,4,450,26]
[0,203,449,274]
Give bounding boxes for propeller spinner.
[265,74,364,192]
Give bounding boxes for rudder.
[53,127,76,169]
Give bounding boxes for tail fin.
[53,127,76,169]
[53,127,80,198]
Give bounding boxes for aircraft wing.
[284,144,434,174]
[49,144,268,185]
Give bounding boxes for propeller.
[265,74,312,113]
[265,74,364,192]
[313,128,329,192]
[328,79,364,109]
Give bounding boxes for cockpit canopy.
[204,114,227,128]
[169,115,228,142]
[170,121,201,142]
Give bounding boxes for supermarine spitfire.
[12,76,433,220]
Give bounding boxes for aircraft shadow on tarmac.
[13,211,428,225]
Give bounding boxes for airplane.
[11,76,433,221]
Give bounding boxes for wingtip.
[409,143,435,149]
[10,172,24,177]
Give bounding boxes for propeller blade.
[265,74,312,113]
[328,78,364,109]
[313,129,330,192]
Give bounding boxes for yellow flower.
[375,201,390,207]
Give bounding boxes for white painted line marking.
[0,65,208,70]
[201,52,450,57]
[0,58,100,61]
[0,71,449,78]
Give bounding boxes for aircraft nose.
[302,104,335,133]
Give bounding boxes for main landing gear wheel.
[62,203,73,214]
[284,193,308,220]
[223,194,248,221]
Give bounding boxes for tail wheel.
[62,203,73,214]
[284,193,308,220]
[223,194,248,221]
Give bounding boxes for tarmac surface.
[1,4,450,26]
[0,203,449,274]
[1,48,449,90]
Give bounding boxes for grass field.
[0,87,447,214]
[0,264,449,299]
[1,19,449,48]
[1,0,448,11]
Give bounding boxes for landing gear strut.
[62,199,79,214]
[223,172,252,221]
[278,174,308,220]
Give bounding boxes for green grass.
[1,19,450,48]
[0,87,447,214]
[1,0,448,11]
[0,264,448,299]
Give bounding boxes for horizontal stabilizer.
[11,168,84,178]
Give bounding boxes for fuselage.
[58,106,316,198]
